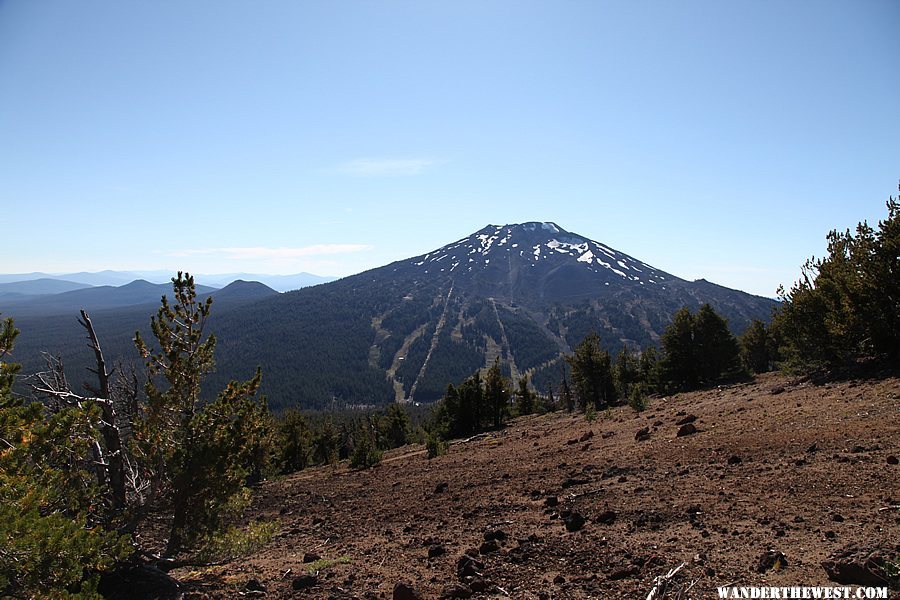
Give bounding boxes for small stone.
[553,574,566,584]
[756,551,788,573]
[479,539,500,554]
[727,455,742,465]
[393,581,423,600]
[579,430,594,442]
[468,577,489,593]
[302,552,321,563]
[434,482,449,494]
[563,511,587,532]
[676,423,698,437]
[440,583,472,599]
[292,574,317,590]
[456,555,484,580]
[608,564,640,580]
[675,414,697,426]
[562,477,589,488]
[806,442,818,453]
[822,546,892,586]
[887,455,898,465]
[428,545,447,559]
[635,427,651,441]
[544,496,559,507]
[483,529,507,542]
[245,578,266,592]
[596,509,617,525]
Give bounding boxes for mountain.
[0,270,334,292]
[6,280,279,394]
[0,279,219,317]
[195,272,336,292]
[0,278,93,296]
[204,222,776,410]
[7,223,776,411]
[204,280,280,303]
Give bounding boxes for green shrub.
[425,432,447,459]
[349,434,382,469]
[627,384,649,412]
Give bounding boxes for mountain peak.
[405,222,672,291]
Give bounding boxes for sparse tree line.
[1,191,897,597]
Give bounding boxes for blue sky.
[1,1,897,297]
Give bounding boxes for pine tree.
[0,315,130,597]
[278,409,314,473]
[660,307,697,390]
[773,194,900,369]
[133,272,273,556]
[660,304,743,391]
[693,304,743,383]
[484,358,510,429]
[566,333,616,409]
[379,403,412,449]
[740,319,771,373]
[613,345,640,400]
[638,346,660,394]
[515,374,534,416]
[560,370,575,412]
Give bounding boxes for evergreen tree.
[0,315,130,597]
[660,305,743,391]
[379,403,412,449]
[544,381,557,412]
[278,409,313,473]
[740,319,771,373]
[311,419,339,464]
[660,306,698,390]
[133,272,273,556]
[457,371,484,434]
[515,374,535,416]
[349,417,382,469]
[693,304,743,382]
[566,333,616,409]
[560,370,575,412]
[773,194,900,369]
[484,358,510,429]
[613,344,640,400]
[638,346,660,393]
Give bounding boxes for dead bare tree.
[31,310,135,512]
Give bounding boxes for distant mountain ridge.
[0,270,335,292]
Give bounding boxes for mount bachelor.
[7,222,776,410]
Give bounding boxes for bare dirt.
[174,373,899,598]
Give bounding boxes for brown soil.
[175,373,899,598]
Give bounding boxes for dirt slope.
[175,373,899,598]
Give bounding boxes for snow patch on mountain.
[407,222,672,283]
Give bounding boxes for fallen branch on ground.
[646,562,686,600]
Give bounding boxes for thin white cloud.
[337,158,443,177]
[169,244,370,259]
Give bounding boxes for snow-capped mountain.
[11,222,777,410]
[403,221,673,290]
[209,222,775,407]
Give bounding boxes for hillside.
[169,372,899,598]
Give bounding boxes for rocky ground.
[173,372,899,599]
